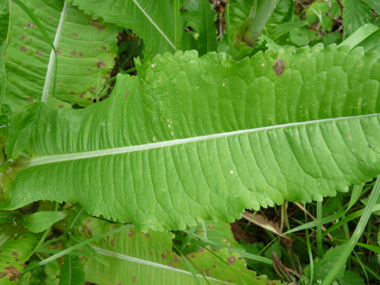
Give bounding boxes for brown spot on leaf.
[208,224,215,229]
[169,261,175,268]
[15,258,19,262]
[128,229,133,237]
[213,265,216,269]
[20,46,27,52]
[49,17,53,20]
[58,105,65,108]
[70,51,77,56]
[87,229,92,235]
[36,50,44,56]
[111,239,114,247]
[161,253,166,260]
[125,90,130,99]
[173,255,180,262]
[11,252,18,257]
[24,22,35,28]
[89,19,106,31]
[273,59,285,76]
[70,92,75,95]
[90,87,97,93]
[71,33,79,37]
[198,247,205,252]
[117,282,121,285]
[0,272,7,278]
[103,238,106,243]
[145,233,150,238]
[101,46,107,50]
[80,92,87,98]
[96,61,106,68]
[87,68,91,72]
[165,249,169,255]
[21,36,27,40]
[206,269,210,276]
[79,52,83,56]
[57,48,62,56]
[132,276,136,283]
[26,97,34,102]
[228,256,235,264]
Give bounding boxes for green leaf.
[358,29,380,57]
[0,0,10,109]
[195,220,245,251]
[4,0,118,109]
[339,23,379,49]
[0,225,40,284]
[0,211,66,233]
[67,0,193,58]
[183,0,217,56]
[17,211,67,233]
[265,0,294,33]
[342,0,372,37]
[59,255,85,285]
[79,217,279,285]
[363,0,380,15]
[3,45,380,232]
[270,21,308,40]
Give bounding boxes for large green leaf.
[67,0,193,59]
[4,0,117,109]
[0,0,10,109]
[342,0,372,37]
[0,225,40,284]
[78,217,278,285]
[2,44,380,232]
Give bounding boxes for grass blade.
[339,23,379,49]
[23,224,134,273]
[321,177,380,285]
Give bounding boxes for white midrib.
[92,246,238,284]
[41,1,68,103]
[28,113,380,167]
[132,0,176,50]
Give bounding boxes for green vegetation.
[0,0,380,284]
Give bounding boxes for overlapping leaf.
[0,0,10,108]
[342,0,372,37]
[2,45,380,232]
[78,217,278,285]
[4,0,117,109]
[67,0,194,59]
[0,225,40,284]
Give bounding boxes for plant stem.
[316,201,323,258]
[243,0,280,47]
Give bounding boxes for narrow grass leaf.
[322,177,380,285]
[339,23,379,49]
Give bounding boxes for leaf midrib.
[27,113,380,167]
[92,246,238,284]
